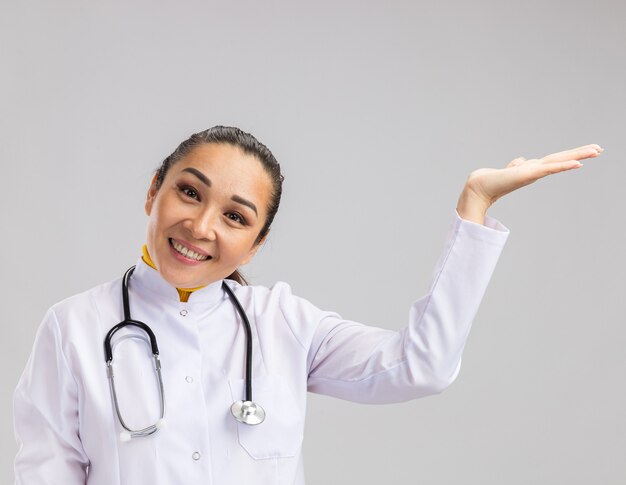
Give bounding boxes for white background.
[2,0,625,483]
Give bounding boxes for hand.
[456,144,604,224]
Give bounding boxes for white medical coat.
[13,210,509,484]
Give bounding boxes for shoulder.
[222,279,307,310]
[47,275,121,332]
[27,276,122,363]
[224,279,340,324]
[223,279,339,349]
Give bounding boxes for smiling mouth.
[169,238,212,261]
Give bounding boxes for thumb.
[506,156,526,168]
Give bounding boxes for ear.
[145,174,159,217]
[240,232,269,266]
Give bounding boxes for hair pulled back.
[154,126,284,285]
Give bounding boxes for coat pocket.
[228,375,304,460]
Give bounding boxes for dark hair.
[153,125,284,285]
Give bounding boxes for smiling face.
[144,142,273,288]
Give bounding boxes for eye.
[179,185,200,201]
[226,212,247,225]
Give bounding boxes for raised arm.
[305,209,508,403]
[306,144,603,403]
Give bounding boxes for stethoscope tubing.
[104,266,166,439]
[221,282,253,403]
[104,265,264,441]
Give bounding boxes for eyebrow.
[181,167,258,216]
[182,167,211,187]
[231,195,258,216]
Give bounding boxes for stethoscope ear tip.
[120,431,132,442]
[156,418,167,430]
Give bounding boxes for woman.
[13,126,603,484]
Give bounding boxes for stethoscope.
[103,265,266,441]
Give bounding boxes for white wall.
[2,0,624,483]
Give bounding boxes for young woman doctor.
[13,126,603,484]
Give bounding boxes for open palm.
[464,144,603,207]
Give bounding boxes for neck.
[141,244,206,302]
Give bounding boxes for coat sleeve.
[13,307,89,484]
[304,210,510,403]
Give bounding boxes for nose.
[187,208,218,241]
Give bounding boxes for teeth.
[171,239,209,261]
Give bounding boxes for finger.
[542,145,600,163]
[541,144,603,164]
[537,159,584,176]
[506,156,526,168]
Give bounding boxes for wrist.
[456,187,491,225]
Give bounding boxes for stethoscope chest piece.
[231,400,266,425]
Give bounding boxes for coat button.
[180,309,188,317]
[185,376,194,383]
[192,451,201,461]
